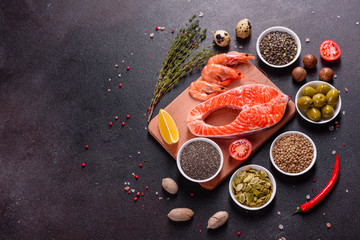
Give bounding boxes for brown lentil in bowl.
[271,133,314,174]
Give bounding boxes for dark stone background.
[1,0,359,239]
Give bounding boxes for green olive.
[312,93,327,108]
[321,105,335,118]
[326,89,340,105]
[316,83,331,95]
[302,86,316,97]
[297,96,313,109]
[306,107,321,121]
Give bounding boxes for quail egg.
[213,30,231,47]
[236,19,252,39]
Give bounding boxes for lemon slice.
[159,109,179,144]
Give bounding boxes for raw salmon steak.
[187,84,288,138]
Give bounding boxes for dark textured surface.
[1,0,359,239]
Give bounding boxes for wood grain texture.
[148,62,295,190]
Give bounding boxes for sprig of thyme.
[147,15,215,123]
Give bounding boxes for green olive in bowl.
[316,83,331,95]
[297,96,313,109]
[306,107,321,121]
[302,86,316,97]
[326,89,340,105]
[321,105,335,118]
[312,93,326,108]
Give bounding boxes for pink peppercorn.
[109,122,113,127]
[85,145,89,149]
[139,163,143,167]
[115,116,119,120]
[135,175,139,180]
[127,66,130,70]
[122,122,125,126]
[137,192,140,197]
[82,163,86,167]
[119,83,122,87]
[145,186,149,190]
[155,26,158,31]
[134,197,138,202]
[126,114,130,119]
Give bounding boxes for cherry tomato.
[228,139,252,161]
[320,40,341,61]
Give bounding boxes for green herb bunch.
[148,15,215,123]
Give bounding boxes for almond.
[207,211,228,229]
[167,208,194,221]
[162,178,178,194]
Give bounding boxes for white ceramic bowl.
[229,164,276,210]
[256,26,301,68]
[177,138,223,183]
[270,131,317,176]
[295,81,342,124]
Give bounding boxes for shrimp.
[201,64,245,86]
[188,79,227,101]
[207,51,255,66]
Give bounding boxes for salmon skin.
[187,84,288,138]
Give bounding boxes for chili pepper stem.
[292,207,302,216]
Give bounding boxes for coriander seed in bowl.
[270,131,317,176]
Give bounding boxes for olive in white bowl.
[270,131,317,176]
[256,26,301,68]
[177,138,223,183]
[295,81,341,124]
[229,164,276,210]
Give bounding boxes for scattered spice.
[115,116,119,120]
[135,175,139,180]
[137,192,140,196]
[134,197,138,202]
[122,122,125,126]
[179,140,220,180]
[305,38,310,43]
[85,145,89,149]
[115,64,119,68]
[259,31,297,65]
[237,232,241,236]
[127,67,130,70]
[326,223,331,228]
[145,186,149,190]
[272,133,314,173]
[119,83,122,87]
[155,26,158,31]
[160,26,165,31]
[279,224,284,230]
[124,186,130,191]
[345,87,348,93]
[139,163,143,167]
[126,114,130,119]
[109,122,113,127]
[149,33,154,38]
[128,191,131,194]
[171,29,174,33]
[82,163,86,167]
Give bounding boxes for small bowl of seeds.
[270,131,317,176]
[229,164,276,210]
[177,138,223,183]
[256,26,301,68]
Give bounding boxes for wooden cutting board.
[148,62,296,190]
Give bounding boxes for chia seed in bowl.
[177,138,223,183]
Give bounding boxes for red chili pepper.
[294,153,339,215]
